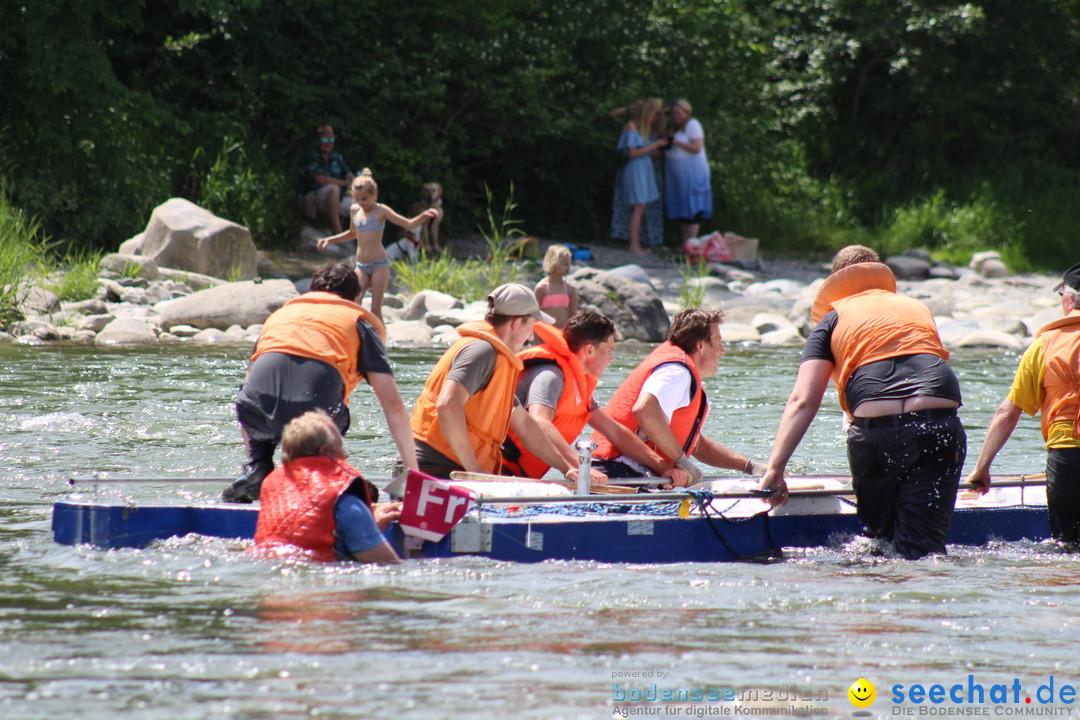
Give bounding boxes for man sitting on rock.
[223,262,417,503]
[502,310,688,485]
[254,409,401,564]
[299,125,355,234]
[411,283,578,480]
[590,307,765,486]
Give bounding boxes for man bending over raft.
[966,262,1080,543]
[224,262,418,503]
[589,307,766,487]
[501,310,689,485]
[758,245,965,559]
[411,283,579,480]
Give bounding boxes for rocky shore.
[0,239,1064,353]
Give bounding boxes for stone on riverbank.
[95,318,159,346]
[158,278,297,331]
[570,267,669,342]
[128,198,258,281]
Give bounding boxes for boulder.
[405,290,464,321]
[571,268,669,342]
[719,322,761,343]
[9,320,61,341]
[76,314,116,333]
[153,267,228,292]
[157,279,298,331]
[426,307,483,328]
[885,255,932,280]
[751,313,799,335]
[606,264,655,288]
[385,320,434,346]
[970,251,1008,278]
[22,286,61,315]
[95,318,159,346]
[136,198,258,280]
[954,328,1027,350]
[99,253,160,280]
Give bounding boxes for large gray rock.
[137,198,258,280]
[22,286,61,315]
[385,320,434,346]
[405,290,464,321]
[885,255,932,280]
[95,318,159,345]
[970,251,1008,278]
[157,279,298,331]
[570,268,669,342]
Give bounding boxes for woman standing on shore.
[617,102,669,255]
[665,99,712,244]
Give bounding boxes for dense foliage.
[2,0,1078,267]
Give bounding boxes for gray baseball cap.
[488,283,555,324]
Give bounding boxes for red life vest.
[591,342,707,463]
[410,321,524,473]
[251,292,386,404]
[1036,313,1080,441]
[254,455,369,561]
[504,322,598,478]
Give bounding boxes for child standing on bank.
[318,169,440,321]
[534,245,579,329]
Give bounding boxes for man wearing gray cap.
[967,262,1080,542]
[411,283,579,480]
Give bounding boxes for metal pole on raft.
[576,440,593,496]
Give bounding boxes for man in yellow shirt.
[967,262,1080,542]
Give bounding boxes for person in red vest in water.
[411,283,577,480]
[758,245,965,559]
[223,262,417,503]
[590,307,766,488]
[967,262,1080,543]
[255,410,402,564]
[502,310,689,486]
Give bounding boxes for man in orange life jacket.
[501,310,689,485]
[589,307,766,487]
[759,245,965,559]
[223,263,418,503]
[255,410,401,564]
[411,283,578,480]
[967,262,1080,542]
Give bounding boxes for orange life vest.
[825,286,948,417]
[251,292,386,404]
[254,455,369,561]
[410,321,524,473]
[503,322,599,478]
[592,342,707,463]
[1036,313,1080,441]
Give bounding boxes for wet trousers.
[1046,447,1080,543]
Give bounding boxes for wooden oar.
[68,477,233,486]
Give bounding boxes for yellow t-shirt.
[1007,337,1080,449]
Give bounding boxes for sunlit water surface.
[1,342,1076,720]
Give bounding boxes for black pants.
[847,411,967,559]
[1046,447,1080,543]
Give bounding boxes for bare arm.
[509,405,576,479]
[758,359,832,506]
[318,221,357,249]
[367,372,419,471]
[671,137,703,154]
[528,404,606,483]
[435,379,483,472]
[567,284,579,316]
[588,407,686,484]
[692,435,757,473]
[378,204,439,231]
[965,398,1024,493]
[625,137,668,159]
[351,542,401,564]
[632,392,685,463]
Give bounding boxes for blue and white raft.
[52,475,1051,562]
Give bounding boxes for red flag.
[399,469,477,542]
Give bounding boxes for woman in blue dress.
[610,99,666,247]
[665,99,713,244]
[617,102,668,255]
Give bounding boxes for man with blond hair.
[759,245,965,559]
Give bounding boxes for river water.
[1,342,1077,720]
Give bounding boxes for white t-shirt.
[613,363,696,474]
[666,118,706,162]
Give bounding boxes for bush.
[0,188,49,328]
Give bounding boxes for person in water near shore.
[411,283,579,480]
[254,410,402,564]
[758,245,966,559]
[501,310,689,485]
[533,245,578,329]
[589,307,765,488]
[966,262,1080,543]
[223,262,418,504]
[317,169,441,322]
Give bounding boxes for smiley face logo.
[848,678,876,708]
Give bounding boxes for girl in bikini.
[534,244,578,329]
[317,169,440,321]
